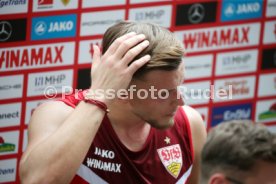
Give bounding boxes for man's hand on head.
[90,32,150,104]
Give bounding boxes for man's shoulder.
[181,105,203,126]
[181,105,206,144]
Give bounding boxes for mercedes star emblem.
[0,21,12,41]
[188,3,205,24]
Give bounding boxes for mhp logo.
[221,0,263,22]
[211,103,252,127]
[31,14,76,40]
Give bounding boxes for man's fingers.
[114,34,146,59]
[122,40,149,65]
[105,32,136,56]
[91,44,102,74]
[92,44,101,63]
[127,55,151,75]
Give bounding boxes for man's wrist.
[85,89,108,103]
[83,89,110,113]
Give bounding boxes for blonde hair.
[102,21,184,78]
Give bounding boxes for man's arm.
[19,32,150,184]
[20,101,106,183]
[183,105,207,184]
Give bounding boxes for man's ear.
[208,173,229,184]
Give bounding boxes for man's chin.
[149,118,174,130]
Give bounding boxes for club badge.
[157,144,182,178]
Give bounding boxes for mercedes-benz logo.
[188,3,205,24]
[0,21,12,42]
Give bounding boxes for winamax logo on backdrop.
[129,5,172,28]
[256,100,276,123]
[0,159,17,183]
[215,49,258,76]
[175,23,260,53]
[78,39,102,64]
[0,75,23,100]
[221,0,263,22]
[0,42,75,71]
[0,131,19,156]
[261,48,276,70]
[0,103,21,128]
[258,73,276,97]
[175,2,217,26]
[183,54,213,80]
[211,103,252,127]
[27,69,73,97]
[31,14,77,40]
[33,0,78,12]
[0,19,26,42]
[0,0,28,15]
[81,10,125,36]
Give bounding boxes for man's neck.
[107,102,151,152]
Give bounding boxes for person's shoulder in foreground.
[19,20,206,184]
[182,105,207,184]
[201,120,276,184]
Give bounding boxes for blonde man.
[20,21,206,184]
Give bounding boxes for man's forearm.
[20,102,105,184]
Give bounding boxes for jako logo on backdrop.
[31,14,76,40]
[221,0,263,22]
[211,103,252,126]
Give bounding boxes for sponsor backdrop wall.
[0,0,276,183]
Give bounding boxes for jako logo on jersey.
[94,147,115,159]
[221,0,263,22]
[31,14,76,40]
[157,144,182,178]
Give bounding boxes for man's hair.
[102,21,184,78]
[201,120,276,182]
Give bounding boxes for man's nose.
[176,88,185,106]
[171,88,184,106]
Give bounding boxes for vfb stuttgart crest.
[157,144,182,178]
